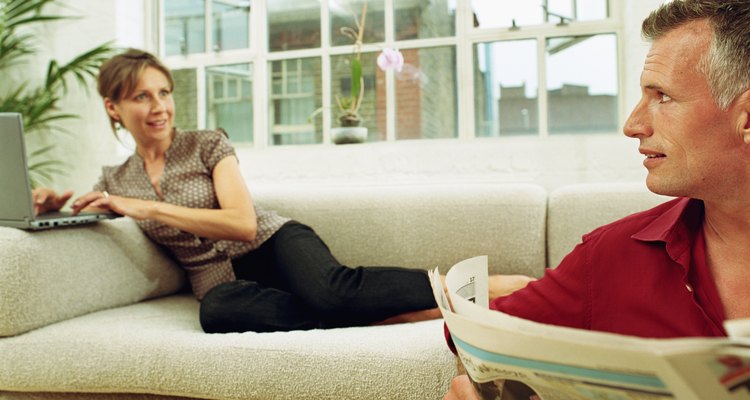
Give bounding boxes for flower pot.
[331,127,368,145]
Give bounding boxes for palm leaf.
[3,0,55,25]
[5,15,65,29]
[28,144,57,158]
[27,151,67,188]
[28,159,66,173]
[45,42,113,93]
[0,32,36,70]
[0,0,113,184]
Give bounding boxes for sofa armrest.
[0,218,185,337]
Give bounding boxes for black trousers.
[199,221,437,333]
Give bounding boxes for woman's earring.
[114,121,122,130]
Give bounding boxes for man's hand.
[444,375,481,400]
[31,188,73,216]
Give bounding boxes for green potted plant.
[0,0,113,187]
[330,0,369,144]
[310,1,403,144]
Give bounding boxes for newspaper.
[431,256,750,400]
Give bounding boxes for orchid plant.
[310,1,405,134]
[336,1,403,127]
[336,1,368,127]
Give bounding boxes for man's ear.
[735,89,750,144]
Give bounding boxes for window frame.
[156,0,624,147]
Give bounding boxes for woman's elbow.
[236,218,257,242]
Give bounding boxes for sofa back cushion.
[0,218,185,337]
[253,183,548,277]
[546,183,672,268]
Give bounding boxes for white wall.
[22,0,150,197]
[32,0,662,195]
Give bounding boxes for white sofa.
[0,182,668,400]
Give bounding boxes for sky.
[471,0,618,98]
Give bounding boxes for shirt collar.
[632,197,704,267]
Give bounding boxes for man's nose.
[623,98,653,138]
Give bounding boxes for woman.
[36,49,533,333]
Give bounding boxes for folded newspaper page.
[431,256,750,400]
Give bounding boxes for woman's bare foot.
[371,273,535,326]
[488,274,536,300]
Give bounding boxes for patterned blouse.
[93,129,290,299]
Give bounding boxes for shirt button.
[685,284,693,292]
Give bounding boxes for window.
[268,0,320,51]
[546,34,618,134]
[160,0,620,146]
[207,63,253,142]
[471,0,618,137]
[212,0,251,51]
[475,40,539,136]
[164,0,205,55]
[397,46,457,140]
[270,58,321,145]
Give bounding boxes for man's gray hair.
[642,0,750,110]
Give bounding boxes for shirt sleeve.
[444,238,593,355]
[200,128,237,171]
[490,241,591,330]
[91,169,108,192]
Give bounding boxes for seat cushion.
[0,294,456,400]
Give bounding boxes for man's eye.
[659,93,672,103]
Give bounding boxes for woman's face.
[105,66,175,147]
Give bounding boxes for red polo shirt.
[491,197,726,338]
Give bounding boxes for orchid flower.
[377,48,404,72]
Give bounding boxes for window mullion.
[252,0,269,149]
[455,0,473,140]
[321,0,331,144]
[196,67,207,129]
[537,33,549,138]
[384,0,395,142]
[149,1,161,54]
[204,1,212,53]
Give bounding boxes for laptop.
[0,113,120,230]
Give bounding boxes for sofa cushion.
[546,182,672,268]
[0,218,185,337]
[253,183,548,278]
[0,294,456,400]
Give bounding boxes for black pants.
[199,221,437,333]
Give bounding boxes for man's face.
[624,20,747,202]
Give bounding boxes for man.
[445,0,750,398]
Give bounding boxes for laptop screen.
[0,113,37,223]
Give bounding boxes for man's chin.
[645,178,687,198]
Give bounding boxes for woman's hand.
[32,188,73,215]
[71,191,148,219]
